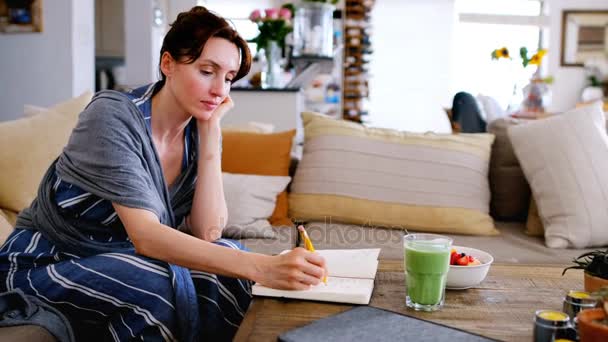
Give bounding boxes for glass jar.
[292,2,335,57]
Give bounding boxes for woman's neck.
[150,84,191,145]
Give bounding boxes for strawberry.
[456,256,469,266]
[450,251,459,265]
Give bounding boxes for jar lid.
[565,290,598,305]
[535,310,570,328]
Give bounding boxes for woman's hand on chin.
[194,95,233,126]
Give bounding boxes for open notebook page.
[252,277,375,305]
[316,249,380,279]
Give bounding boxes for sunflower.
[491,47,510,60]
[528,49,547,65]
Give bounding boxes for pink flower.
[279,8,292,20]
[249,9,261,22]
[265,8,279,20]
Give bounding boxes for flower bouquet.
[249,5,294,51]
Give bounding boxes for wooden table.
[235,260,583,342]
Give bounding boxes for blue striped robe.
[0,83,252,341]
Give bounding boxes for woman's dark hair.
[159,6,252,84]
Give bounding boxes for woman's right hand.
[253,247,327,290]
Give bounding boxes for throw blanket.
[16,90,201,341]
[0,289,75,342]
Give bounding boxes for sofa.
[0,93,604,341]
[1,92,602,270]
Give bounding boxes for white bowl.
[446,246,493,290]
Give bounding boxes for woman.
[0,6,326,341]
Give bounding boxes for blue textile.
[0,230,252,341]
[53,83,194,228]
[0,288,74,342]
[3,83,252,341]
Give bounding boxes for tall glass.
[404,233,453,311]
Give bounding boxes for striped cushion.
[509,102,608,248]
[289,112,498,235]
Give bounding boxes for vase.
[584,272,608,293]
[261,40,282,89]
[521,78,550,113]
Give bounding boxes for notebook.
[278,306,499,342]
[252,249,380,305]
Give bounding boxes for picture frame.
[0,0,43,34]
[561,10,608,67]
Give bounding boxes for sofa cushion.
[0,212,13,245]
[221,130,295,227]
[0,91,93,213]
[524,108,608,237]
[0,209,18,226]
[222,173,291,239]
[289,112,498,236]
[509,102,608,248]
[301,221,595,264]
[221,121,275,133]
[487,118,531,220]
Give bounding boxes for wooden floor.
[235,260,582,342]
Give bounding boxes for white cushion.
[508,101,608,248]
[222,172,291,239]
[221,121,275,133]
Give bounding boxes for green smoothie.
[405,244,450,306]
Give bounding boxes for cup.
[533,310,577,342]
[562,290,598,328]
[404,233,453,311]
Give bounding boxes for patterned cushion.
[288,112,498,235]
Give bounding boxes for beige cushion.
[487,118,531,220]
[0,91,93,212]
[0,211,14,245]
[23,104,48,117]
[0,209,18,226]
[222,172,291,239]
[289,112,498,236]
[509,102,608,248]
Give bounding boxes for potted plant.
[563,249,608,293]
[577,286,608,341]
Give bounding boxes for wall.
[0,0,94,121]
[547,0,608,112]
[368,0,453,133]
[95,0,124,57]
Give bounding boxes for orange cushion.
[221,130,295,226]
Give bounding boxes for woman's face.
[164,37,240,121]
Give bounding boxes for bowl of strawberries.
[446,246,494,289]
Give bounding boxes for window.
[201,0,271,53]
[451,0,547,110]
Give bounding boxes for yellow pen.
[297,225,327,284]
